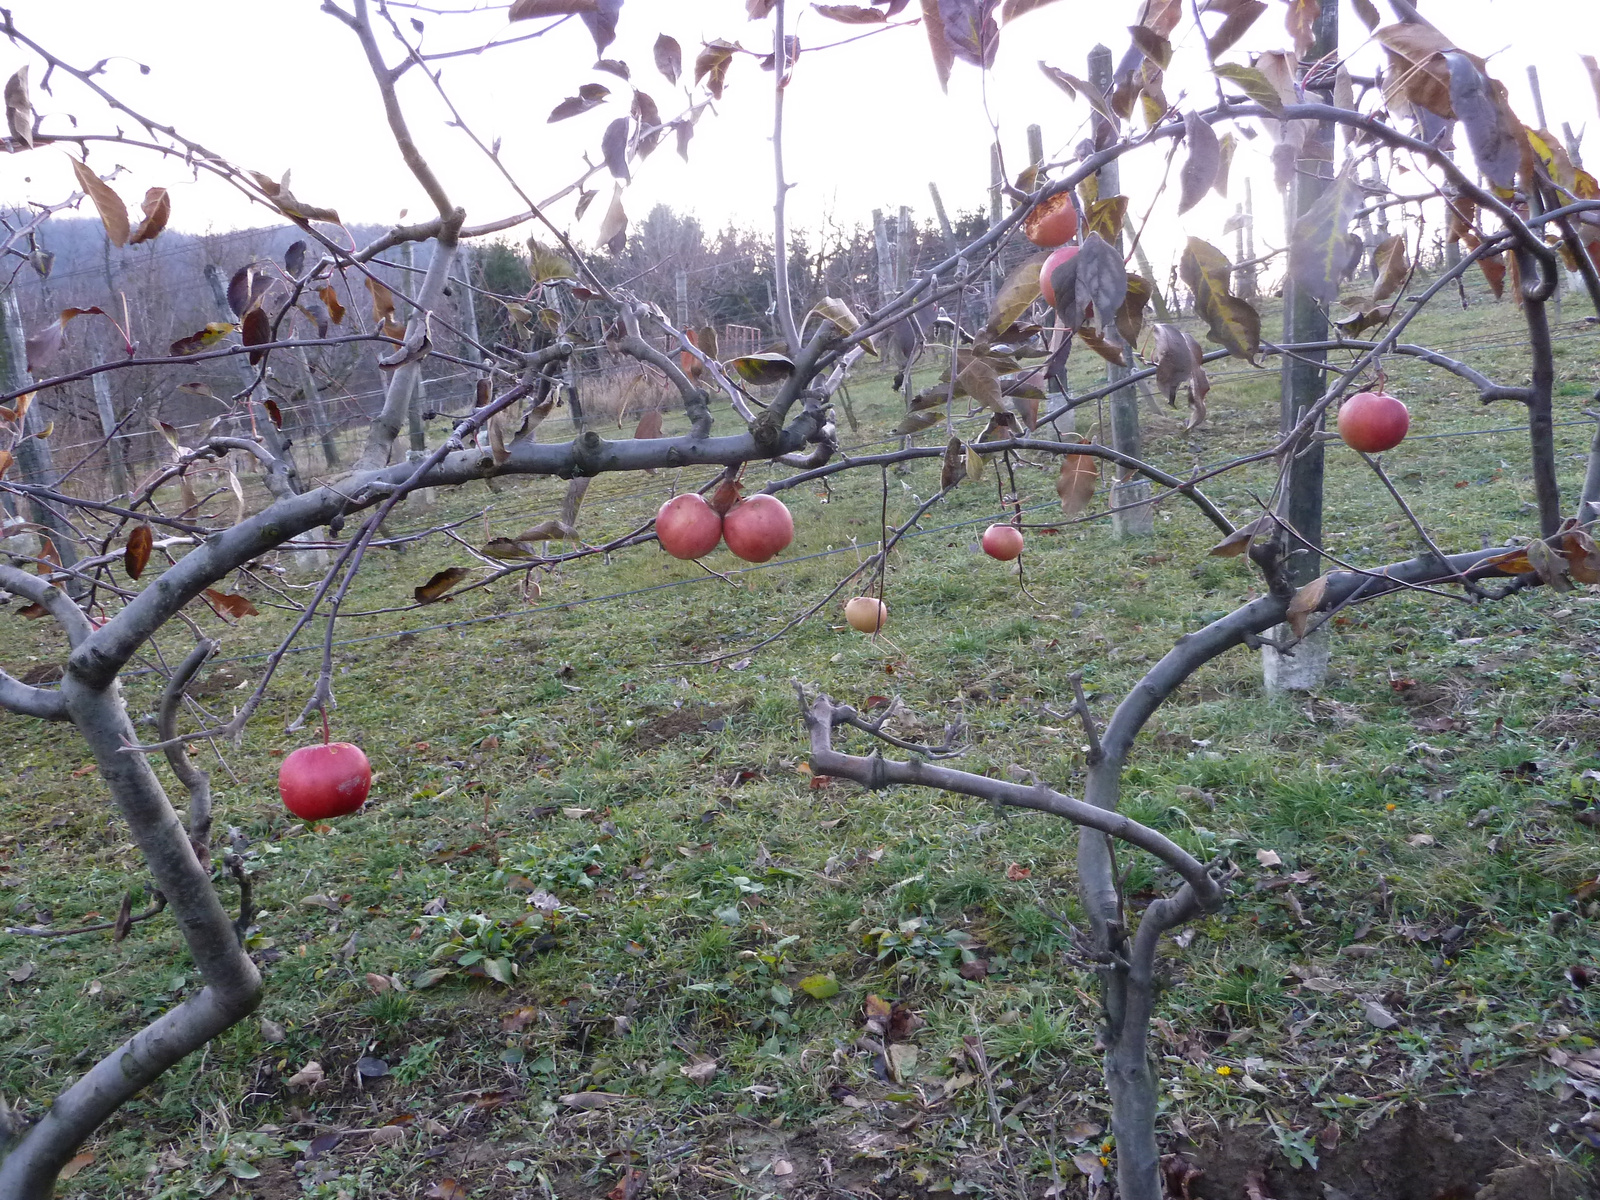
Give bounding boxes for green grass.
[2,277,1599,1196]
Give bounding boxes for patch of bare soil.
[1177,1067,1590,1200]
[630,703,727,751]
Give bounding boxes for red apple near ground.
[279,742,372,820]
[844,596,888,633]
[1337,391,1410,454]
[656,493,723,560]
[982,524,1025,561]
[1038,244,1080,308]
[722,495,794,563]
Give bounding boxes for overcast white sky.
[3,1,1598,273]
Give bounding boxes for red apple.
[1025,193,1080,249]
[1038,244,1080,309]
[982,524,1025,561]
[844,596,888,633]
[1336,391,1410,453]
[656,493,724,560]
[722,495,794,563]
[279,742,371,821]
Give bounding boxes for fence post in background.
[1264,0,1339,693]
[202,263,303,494]
[0,290,78,565]
[896,204,912,296]
[987,143,1003,307]
[928,182,955,253]
[294,348,340,469]
[400,240,429,454]
[873,209,894,306]
[1087,43,1152,537]
[675,268,689,330]
[92,372,132,499]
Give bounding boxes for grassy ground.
[2,278,1599,1199]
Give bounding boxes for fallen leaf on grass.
[1406,833,1436,847]
[286,1060,324,1088]
[772,1159,795,1177]
[1005,862,1031,880]
[426,1181,469,1200]
[1362,1000,1400,1030]
[260,1018,286,1043]
[8,962,36,983]
[679,1056,718,1084]
[887,1043,918,1082]
[559,1090,627,1109]
[1255,848,1282,867]
[58,1152,94,1180]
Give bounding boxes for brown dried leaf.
[241,307,272,366]
[1286,573,1329,639]
[655,33,683,84]
[1056,441,1098,517]
[956,357,1005,412]
[1371,233,1409,303]
[508,0,598,19]
[69,157,129,247]
[1206,0,1267,58]
[5,66,33,149]
[128,187,170,245]
[124,525,153,580]
[414,567,470,605]
[633,410,664,439]
[366,276,397,326]
[317,285,346,325]
[695,39,738,99]
[598,184,628,253]
[1560,528,1600,585]
[815,4,888,22]
[1179,110,1219,215]
[516,519,581,542]
[940,436,965,489]
[1209,515,1269,558]
[203,589,260,619]
[1525,536,1573,592]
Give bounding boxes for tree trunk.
[0,676,260,1199]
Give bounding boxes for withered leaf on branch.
[956,357,1005,412]
[1179,236,1258,360]
[366,276,397,327]
[940,436,965,489]
[1444,52,1520,192]
[69,157,130,248]
[284,239,307,277]
[482,538,539,560]
[599,184,628,253]
[169,323,236,358]
[1178,110,1219,215]
[727,353,795,385]
[1208,515,1271,558]
[695,40,738,99]
[517,519,582,542]
[986,252,1046,337]
[1038,62,1118,129]
[413,567,471,605]
[128,187,171,246]
[814,4,888,22]
[1524,537,1573,592]
[1286,572,1329,639]
[1205,0,1267,58]
[203,589,260,619]
[654,34,682,84]
[317,285,346,325]
[895,409,944,436]
[263,399,283,429]
[548,85,609,122]
[1371,233,1408,303]
[1056,438,1099,518]
[528,240,575,283]
[600,116,630,179]
[242,308,272,366]
[124,525,153,580]
[1212,62,1285,117]
[6,67,33,149]
[1084,195,1127,243]
[1561,527,1600,585]
[509,0,599,19]
[1289,159,1363,305]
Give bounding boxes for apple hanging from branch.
[1337,391,1410,453]
[279,742,372,821]
[722,495,794,563]
[982,524,1025,561]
